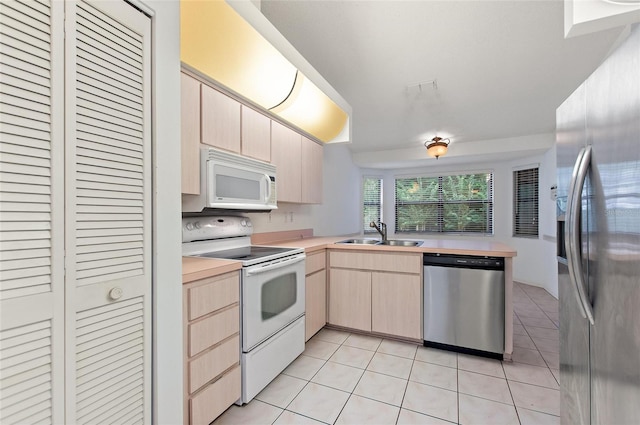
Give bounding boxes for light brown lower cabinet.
[305,250,327,340]
[183,271,241,425]
[305,270,327,340]
[371,272,421,339]
[329,268,372,332]
[328,250,422,340]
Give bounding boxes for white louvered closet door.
[0,0,65,424]
[64,1,151,424]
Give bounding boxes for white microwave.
[182,147,277,212]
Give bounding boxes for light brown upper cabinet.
[181,73,201,194]
[201,84,241,153]
[271,122,324,204]
[301,136,323,204]
[271,121,302,203]
[241,106,271,162]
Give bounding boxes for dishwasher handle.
[423,253,504,270]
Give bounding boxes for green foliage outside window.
[395,174,493,234]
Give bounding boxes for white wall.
[145,1,183,424]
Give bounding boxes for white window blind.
[395,173,494,234]
[363,177,382,233]
[513,167,539,237]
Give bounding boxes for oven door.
[242,254,306,351]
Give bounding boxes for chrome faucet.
[370,221,387,242]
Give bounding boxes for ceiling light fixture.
[424,136,450,159]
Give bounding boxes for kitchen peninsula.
[250,232,517,360]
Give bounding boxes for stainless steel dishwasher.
[423,253,505,358]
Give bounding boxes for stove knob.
[185,222,194,231]
[247,221,252,227]
[194,222,201,229]
[240,220,247,227]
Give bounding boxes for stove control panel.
[182,216,252,243]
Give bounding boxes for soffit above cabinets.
[180,0,351,144]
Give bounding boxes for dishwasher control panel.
[423,253,504,270]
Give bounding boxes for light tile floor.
[214,282,560,425]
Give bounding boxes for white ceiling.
[259,0,624,167]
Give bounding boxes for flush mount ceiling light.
[424,136,450,159]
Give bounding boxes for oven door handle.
[245,254,306,275]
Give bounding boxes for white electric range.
[182,216,306,403]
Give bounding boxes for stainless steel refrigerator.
[556,24,640,425]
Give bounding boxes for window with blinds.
[513,167,539,237]
[363,177,382,233]
[395,173,494,234]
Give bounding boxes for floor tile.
[282,355,326,380]
[544,311,559,321]
[396,409,454,424]
[310,361,364,392]
[255,374,308,408]
[538,302,559,314]
[550,368,560,385]
[513,314,522,324]
[410,360,457,391]
[328,345,375,369]
[525,326,559,341]
[303,339,340,361]
[342,333,382,351]
[532,336,559,354]
[515,307,549,319]
[377,339,418,359]
[335,395,400,425]
[213,400,282,425]
[415,347,457,368]
[458,393,519,425]
[402,381,458,423]
[540,350,560,369]
[517,407,561,425]
[509,381,560,416]
[312,328,350,345]
[353,370,408,406]
[457,354,505,378]
[287,382,350,424]
[519,315,557,329]
[367,352,413,379]
[503,362,559,389]
[513,324,528,335]
[458,370,513,404]
[513,333,537,350]
[512,347,548,367]
[273,410,325,425]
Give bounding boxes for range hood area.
[180,0,352,143]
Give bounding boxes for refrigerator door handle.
[565,145,595,325]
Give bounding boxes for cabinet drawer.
[188,272,239,321]
[329,250,421,274]
[305,250,326,275]
[190,365,240,425]
[189,334,239,394]
[189,306,239,357]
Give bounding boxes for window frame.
[362,176,383,234]
[394,171,494,235]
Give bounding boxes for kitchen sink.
[335,238,423,247]
[379,240,423,247]
[336,238,381,245]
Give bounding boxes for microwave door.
[209,163,265,208]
